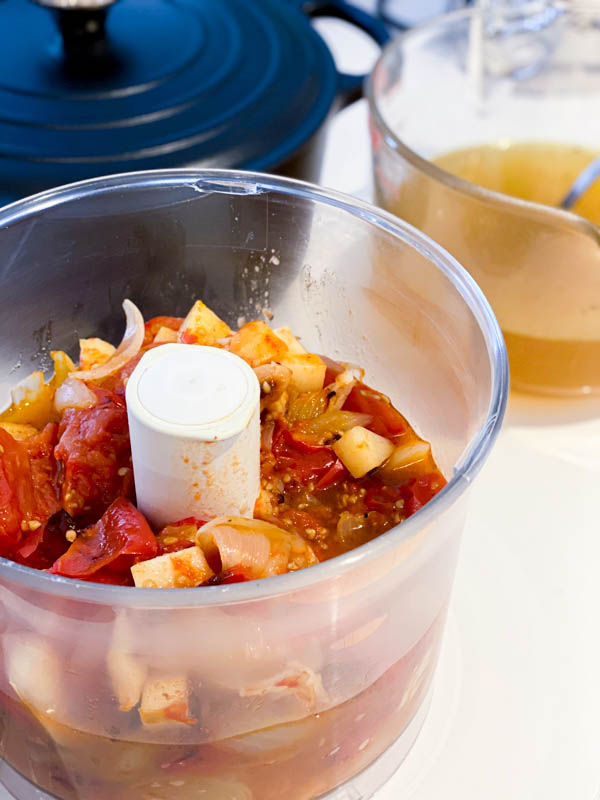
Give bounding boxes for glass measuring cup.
[368,1,600,396]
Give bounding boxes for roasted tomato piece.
[12,510,73,570]
[314,458,348,489]
[402,474,446,516]
[365,474,445,517]
[143,316,184,346]
[55,387,133,520]
[50,497,157,579]
[156,517,206,555]
[364,483,404,515]
[344,383,407,440]
[272,425,338,486]
[0,424,60,557]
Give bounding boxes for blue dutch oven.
[0,0,389,202]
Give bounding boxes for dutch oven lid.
[0,0,388,200]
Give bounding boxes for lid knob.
[31,0,119,76]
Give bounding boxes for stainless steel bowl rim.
[0,168,508,606]
[365,5,600,241]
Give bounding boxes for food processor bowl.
[0,170,507,800]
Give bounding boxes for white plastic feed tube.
[126,343,261,529]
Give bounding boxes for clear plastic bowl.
[0,171,508,800]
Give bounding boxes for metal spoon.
[560,155,600,211]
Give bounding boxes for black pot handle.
[300,0,391,103]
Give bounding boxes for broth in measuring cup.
[372,135,600,396]
[435,142,600,225]
[432,142,600,394]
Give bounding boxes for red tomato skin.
[314,458,348,490]
[50,497,157,579]
[343,383,407,440]
[364,474,446,518]
[0,429,29,555]
[271,424,338,486]
[12,510,72,570]
[156,517,206,556]
[0,424,60,557]
[55,388,132,520]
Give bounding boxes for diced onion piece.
[139,676,195,726]
[5,633,62,713]
[152,325,179,344]
[70,299,144,382]
[78,337,116,371]
[107,613,148,712]
[10,371,45,407]
[378,440,432,481]
[0,422,38,440]
[279,353,326,394]
[287,388,328,422]
[239,661,328,712]
[327,368,363,411]
[2,371,54,428]
[54,376,97,414]
[254,362,292,410]
[333,426,394,479]
[335,511,372,548]
[131,546,213,589]
[228,321,288,367]
[297,409,372,440]
[261,420,275,450]
[197,516,318,578]
[178,299,231,345]
[50,350,76,387]
[273,326,306,354]
[339,363,365,381]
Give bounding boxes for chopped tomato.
[402,474,446,516]
[143,316,184,346]
[12,510,73,570]
[55,388,133,520]
[344,383,407,440]
[364,483,404,515]
[272,425,338,486]
[365,474,445,517]
[0,424,60,557]
[50,497,157,579]
[156,517,206,555]
[178,329,197,345]
[314,458,348,490]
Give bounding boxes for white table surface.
[321,100,600,800]
[3,60,600,800]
